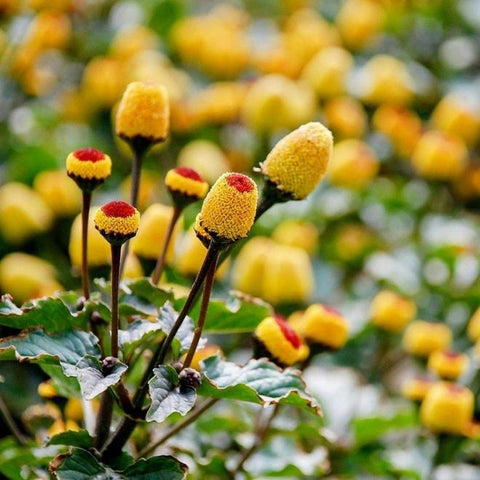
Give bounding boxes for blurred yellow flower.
[0,183,53,244]
[324,96,367,140]
[467,307,480,342]
[180,344,224,371]
[403,321,452,357]
[428,351,469,380]
[329,139,379,189]
[272,219,319,255]
[131,204,182,260]
[402,377,434,402]
[110,25,158,60]
[370,290,417,332]
[165,167,208,201]
[420,382,473,435]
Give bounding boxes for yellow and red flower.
[66,147,112,191]
[165,167,209,207]
[94,201,140,245]
[254,315,310,366]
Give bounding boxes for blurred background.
[1,0,480,478]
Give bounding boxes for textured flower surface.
[94,201,140,243]
[165,167,209,200]
[261,122,333,200]
[66,147,112,181]
[197,172,257,243]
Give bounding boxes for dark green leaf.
[48,430,93,449]
[175,292,272,333]
[198,357,321,415]
[62,355,128,400]
[147,366,196,423]
[51,448,188,480]
[118,319,166,358]
[0,296,88,333]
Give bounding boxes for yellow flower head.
[324,96,367,140]
[94,201,140,245]
[66,147,112,191]
[165,167,209,206]
[271,219,319,255]
[254,315,310,366]
[0,253,60,304]
[115,81,170,146]
[34,170,81,217]
[411,130,468,181]
[198,172,257,243]
[261,244,314,305]
[37,381,58,399]
[132,204,183,260]
[428,351,469,381]
[261,122,333,200]
[402,321,452,357]
[420,382,474,435]
[293,304,349,350]
[402,377,434,403]
[329,139,379,189]
[0,183,53,245]
[370,290,417,333]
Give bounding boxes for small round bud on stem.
[66,147,112,192]
[94,201,140,246]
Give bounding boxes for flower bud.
[179,368,202,392]
[34,170,81,217]
[402,321,452,357]
[0,183,53,244]
[428,351,469,381]
[324,96,367,140]
[370,290,416,333]
[94,201,140,245]
[66,147,112,192]
[254,315,310,367]
[196,173,257,244]
[131,204,183,260]
[165,167,209,207]
[402,377,434,403]
[115,81,169,147]
[271,219,319,255]
[411,130,468,181]
[293,304,349,350]
[261,245,314,305]
[328,139,379,189]
[261,122,333,200]
[420,382,474,435]
[0,253,61,304]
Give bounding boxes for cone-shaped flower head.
[196,173,257,244]
[403,321,452,357]
[428,351,469,381]
[254,315,310,367]
[165,167,209,207]
[94,201,140,245]
[66,147,112,192]
[115,81,169,147]
[261,122,333,200]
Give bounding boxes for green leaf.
[118,319,166,358]
[157,303,200,356]
[48,430,93,449]
[0,329,122,399]
[51,448,188,480]
[175,292,272,333]
[198,357,321,415]
[146,366,196,423]
[62,355,128,400]
[0,329,100,364]
[353,411,417,447]
[0,296,88,333]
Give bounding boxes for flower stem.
[81,192,91,300]
[182,254,218,369]
[119,148,144,277]
[101,242,221,459]
[137,397,219,458]
[93,390,114,449]
[111,244,121,358]
[0,395,28,445]
[151,206,182,285]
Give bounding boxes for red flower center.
[323,305,341,316]
[226,174,254,193]
[101,201,136,218]
[274,316,301,349]
[174,167,203,182]
[443,351,461,359]
[74,148,105,162]
[448,384,465,395]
